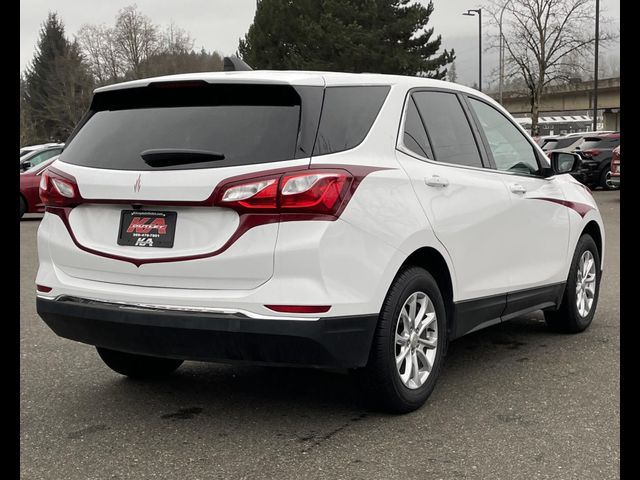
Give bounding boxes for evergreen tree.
[447,61,458,83]
[238,0,454,77]
[24,12,94,143]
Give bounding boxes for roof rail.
[223,56,253,72]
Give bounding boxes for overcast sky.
[20,0,620,84]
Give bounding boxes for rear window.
[61,83,323,171]
[313,86,390,156]
[554,137,581,149]
[580,136,619,150]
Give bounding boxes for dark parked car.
[573,133,620,190]
[20,156,58,218]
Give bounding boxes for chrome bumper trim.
[36,294,320,321]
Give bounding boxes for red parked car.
[607,146,620,188]
[20,156,58,218]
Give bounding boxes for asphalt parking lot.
[20,191,620,480]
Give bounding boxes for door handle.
[509,183,527,194]
[425,175,449,188]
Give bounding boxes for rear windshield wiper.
[140,149,225,168]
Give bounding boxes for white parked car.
[36,71,604,412]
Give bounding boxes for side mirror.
[20,162,31,172]
[550,151,580,175]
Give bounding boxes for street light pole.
[499,20,503,103]
[498,2,511,105]
[463,9,482,92]
[592,0,600,131]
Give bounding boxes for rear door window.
[401,96,433,159]
[61,83,323,171]
[412,91,483,168]
[313,86,390,156]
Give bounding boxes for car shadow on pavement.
[62,311,583,423]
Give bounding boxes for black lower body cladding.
[36,297,378,368]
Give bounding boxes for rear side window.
[61,84,323,171]
[313,86,390,156]
[412,91,483,168]
[402,97,433,159]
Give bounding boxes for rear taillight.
[581,148,602,158]
[220,179,278,209]
[39,169,81,207]
[611,157,620,173]
[215,169,353,216]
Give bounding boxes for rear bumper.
[36,296,378,368]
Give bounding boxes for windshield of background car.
[60,83,324,171]
[24,156,58,174]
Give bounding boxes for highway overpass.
[490,77,620,130]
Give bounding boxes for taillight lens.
[216,169,353,216]
[280,173,349,213]
[221,179,277,209]
[39,169,81,207]
[581,148,601,158]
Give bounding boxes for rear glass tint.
[579,138,603,150]
[580,137,619,150]
[61,83,323,171]
[313,86,390,156]
[554,137,581,149]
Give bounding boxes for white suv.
[36,72,604,412]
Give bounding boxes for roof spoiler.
[223,56,253,72]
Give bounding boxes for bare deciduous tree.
[114,4,161,79]
[485,0,614,135]
[163,21,195,55]
[75,5,224,87]
[76,24,122,84]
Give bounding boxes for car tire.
[20,196,26,219]
[599,166,617,190]
[96,347,184,379]
[545,234,601,333]
[354,266,447,413]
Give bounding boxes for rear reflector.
[265,305,331,314]
[36,284,52,293]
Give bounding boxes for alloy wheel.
[394,291,438,389]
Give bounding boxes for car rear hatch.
[46,80,324,290]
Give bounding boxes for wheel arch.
[399,247,455,338]
[581,220,603,268]
[20,192,28,212]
